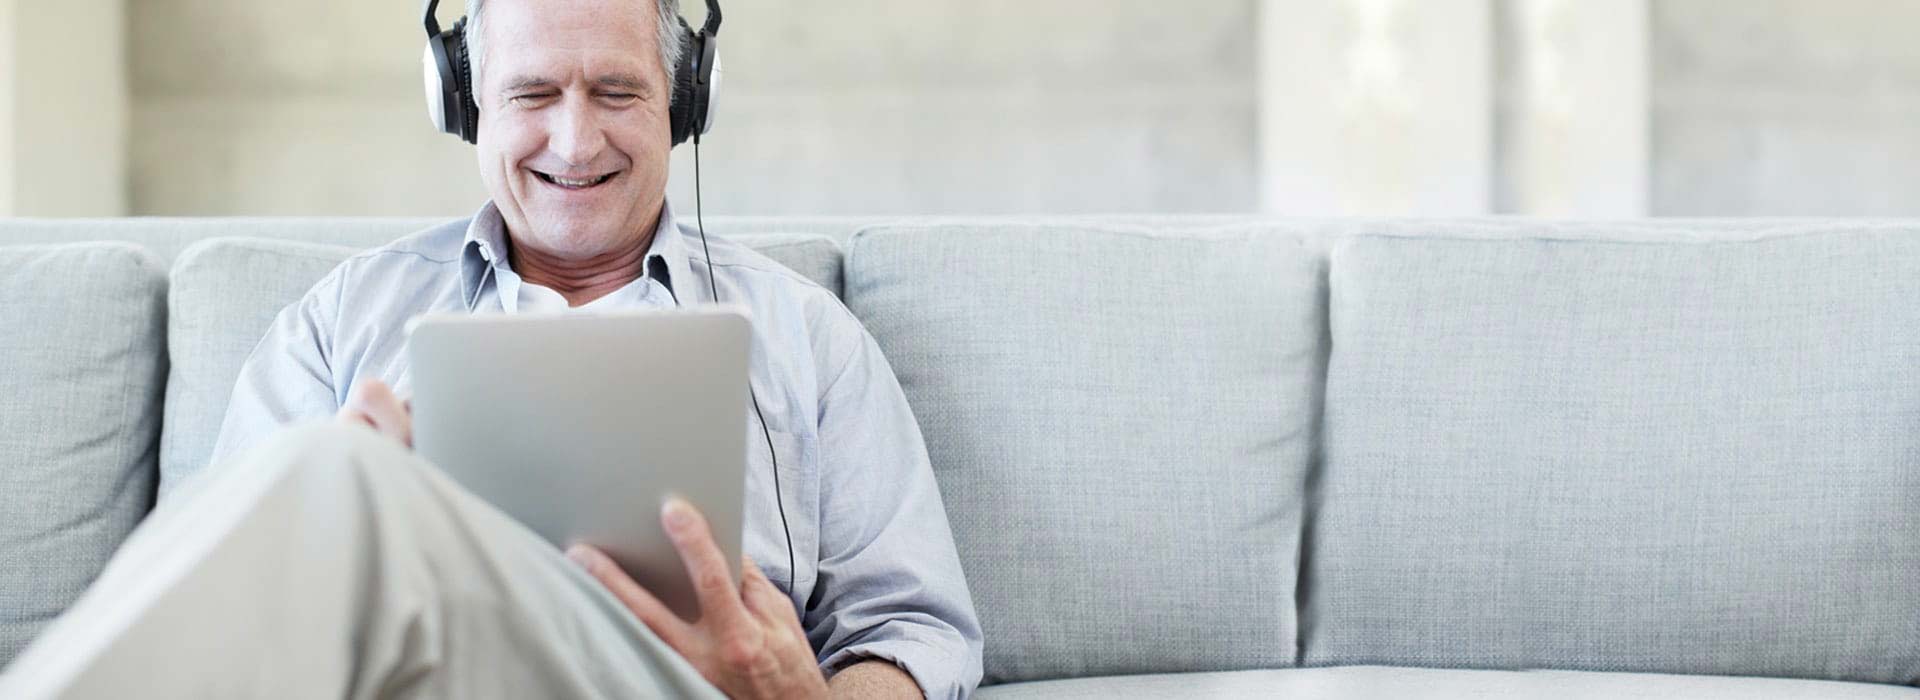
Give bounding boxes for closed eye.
[509,92,559,108]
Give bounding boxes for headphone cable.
[693,135,799,600]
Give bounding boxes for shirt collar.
[459,200,687,311]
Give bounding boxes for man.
[0,0,981,697]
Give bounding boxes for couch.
[1,215,1916,698]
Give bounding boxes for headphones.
[422,0,724,146]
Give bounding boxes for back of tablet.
[407,307,750,623]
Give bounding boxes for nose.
[546,96,606,168]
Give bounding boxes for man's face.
[474,0,673,259]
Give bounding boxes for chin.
[503,181,658,257]
[519,215,617,254]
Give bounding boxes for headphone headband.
[700,0,723,37]
[673,0,724,145]
[422,0,445,37]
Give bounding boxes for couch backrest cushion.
[0,216,878,264]
[1306,229,1920,684]
[161,238,358,494]
[844,223,1327,684]
[160,233,846,492]
[0,243,167,667]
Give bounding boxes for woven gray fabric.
[977,666,1920,699]
[160,234,845,487]
[0,216,875,264]
[844,223,1325,684]
[0,243,168,668]
[8,215,1909,266]
[160,238,359,492]
[1308,231,1920,684]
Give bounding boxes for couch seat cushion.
[844,223,1328,684]
[977,666,1920,699]
[0,243,168,667]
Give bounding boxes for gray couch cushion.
[1308,229,1920,684]
[844,223,1326,684]
[0,216,874,264]
[978,666,1920,699]
[744,234,845,297]
[161,239,357,493]
[0,243,167,667]
[161,233,845,489]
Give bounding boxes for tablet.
[407,307,750,622]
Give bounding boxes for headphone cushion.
[454,32,478,142]
[670,20,699,145]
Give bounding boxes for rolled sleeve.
[804,329,983,699]
[820,627,975,699]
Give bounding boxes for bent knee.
[159,420,432,524]
[269,420,408,457]
[252,420,426,490]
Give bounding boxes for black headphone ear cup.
[670,19,699,146]
[454,29,479,143]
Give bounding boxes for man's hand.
[336,379,411,447]
[568,499,829,700]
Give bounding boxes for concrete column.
[1494,0,1648,217]
[1,0,128,217]
[1256,0,1493,216]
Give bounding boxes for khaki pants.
[0,422,723,699]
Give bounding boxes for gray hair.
[465,0,686,107]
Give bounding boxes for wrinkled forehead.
[480,0,664,83]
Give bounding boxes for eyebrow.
[500,73,650,93]
[593,73,649,90]
[502,76,556,93]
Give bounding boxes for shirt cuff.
[821,637,968,700]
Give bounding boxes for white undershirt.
[515,274,660,313]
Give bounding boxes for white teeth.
[546,173,609,188]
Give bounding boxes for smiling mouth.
[533,170,618,190]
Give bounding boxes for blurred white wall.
[0,1,14,215]
[128,0,1259,217]
[1653,0,1920,216]
[130,0,483,216]
[664,0,1259,216]
[0,0,127,216]
[1258,0,1494,216]
[1496,0,1649,218]
[3,1,1917,217]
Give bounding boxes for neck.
[509,222,658,308]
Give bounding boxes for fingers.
[337,380,412,447]
[661,497,749,630]
[566,544,692,651]
[359,381,411,447]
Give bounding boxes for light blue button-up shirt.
[207,201,984,698]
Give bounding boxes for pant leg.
[0,421,723,700]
